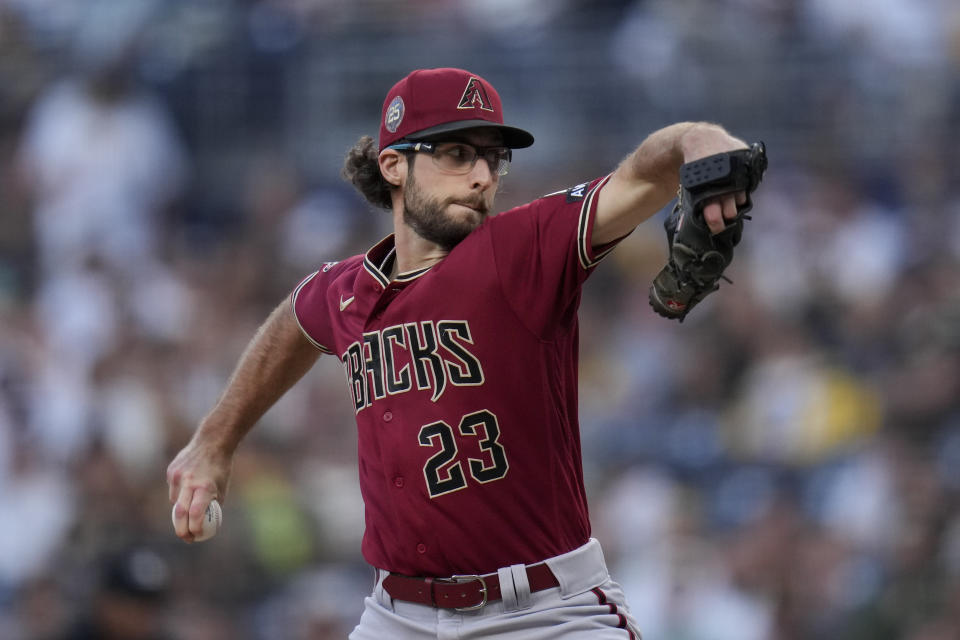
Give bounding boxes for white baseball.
[172,499,222,542]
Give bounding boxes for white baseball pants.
[349,538,641,639]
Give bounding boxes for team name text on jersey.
[341,320,484,412]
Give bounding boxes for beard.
[403,170,490,251]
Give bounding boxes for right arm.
[593,122,747,246]
[167,297,322,541]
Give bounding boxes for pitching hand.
[166,438,232,543]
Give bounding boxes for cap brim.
[408,119,534,149]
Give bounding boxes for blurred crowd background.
[2,0,960,638]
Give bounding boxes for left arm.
[593,122,748,247]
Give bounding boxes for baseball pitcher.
[167,67,766,639]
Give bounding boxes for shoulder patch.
[321,261,339,272]
[565,181,590,203]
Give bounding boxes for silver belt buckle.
[441,574,488,612]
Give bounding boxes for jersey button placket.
[394,476,404,488]
[416,543,427,554]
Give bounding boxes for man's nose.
[469,155,496,189]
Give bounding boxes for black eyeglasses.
[387,141,512,176]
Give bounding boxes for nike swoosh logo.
[339,295,355,311]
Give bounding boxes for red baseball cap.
[378,68,534,151]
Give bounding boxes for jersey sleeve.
[290,266,338,355]
[487,174,628,338]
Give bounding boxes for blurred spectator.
[0,440,74,591]
[64,546,173,640]
[16,49,187,279]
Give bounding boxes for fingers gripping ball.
[173,499,222,542]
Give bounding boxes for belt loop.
[373,568,395,610]
[510,564,532,610]
[424,577,435,606]
[496,566,518,611]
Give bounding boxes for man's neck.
[390,216,449,280]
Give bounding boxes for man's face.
[402,130,503,251]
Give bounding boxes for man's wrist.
[193,414,244,458]
[678,122,732,162]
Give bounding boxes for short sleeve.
[487,175,626,338]
[290,267,337,354]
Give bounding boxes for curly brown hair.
[341,135,407,209]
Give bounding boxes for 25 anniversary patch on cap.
[385,96,404,133]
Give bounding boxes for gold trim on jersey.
[577,174,616,270]
[291,270,334,354]
[362,255,391,288]
[363,235,435,286]
[395,266,432,282]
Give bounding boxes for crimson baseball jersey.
[292,175,625,577]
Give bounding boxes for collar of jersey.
[362,234,433,288]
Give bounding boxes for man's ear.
[379,150,406,187]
